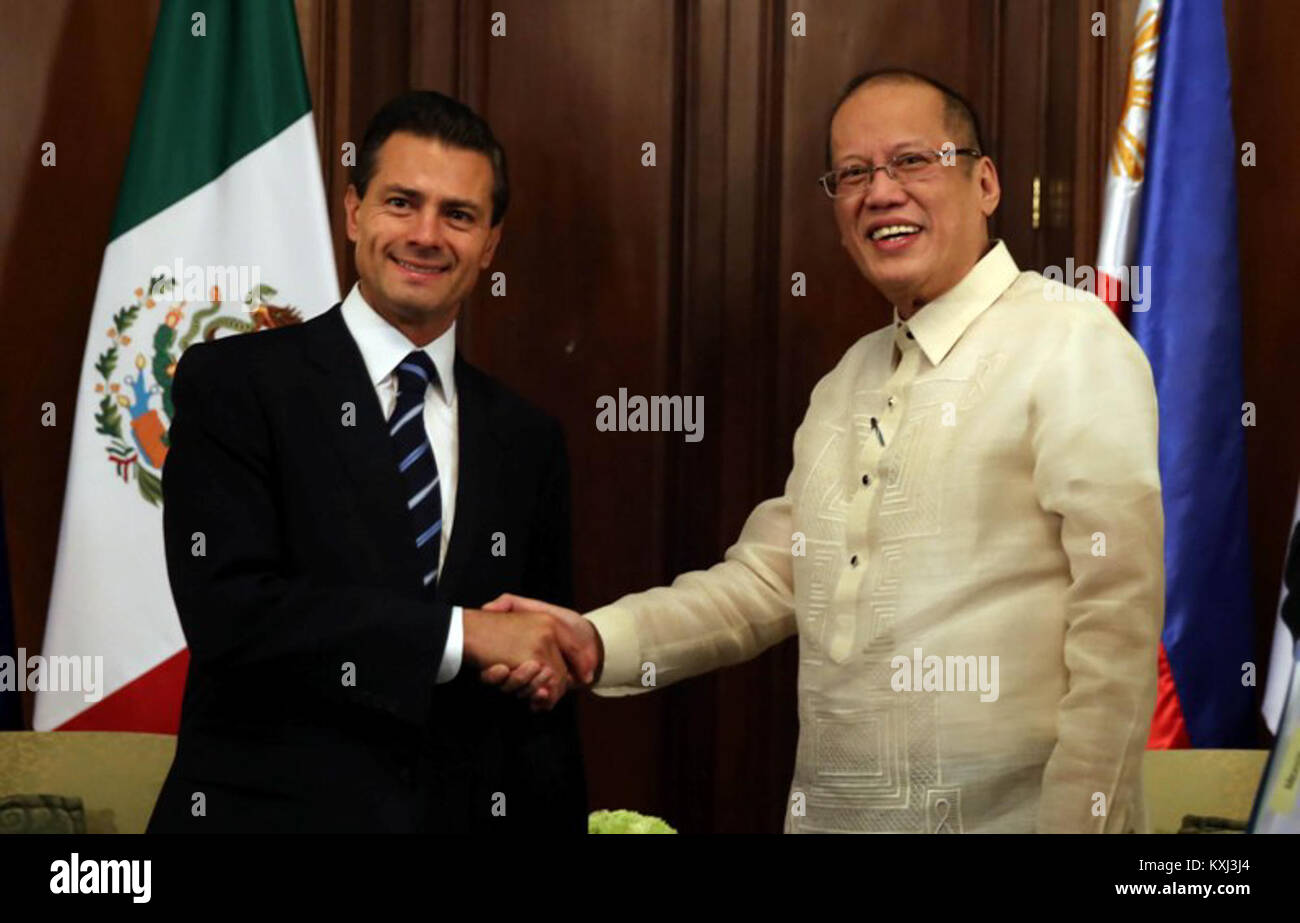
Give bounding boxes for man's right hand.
[476,594,604,707]
[461,608,571,711]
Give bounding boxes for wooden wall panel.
[408,0,461,92]
[663,0,796,835]
[1224,0,1300,716]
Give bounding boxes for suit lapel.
[437,355,508,600]
[301,305,426,590]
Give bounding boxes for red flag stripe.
[54,648,188,734]
[1146,642,1191,748]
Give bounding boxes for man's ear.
[480,222,503,268]
[977,158,1001,218]
[344,184,362,242]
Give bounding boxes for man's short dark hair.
[353,90,509,226]
[825,68,986,170]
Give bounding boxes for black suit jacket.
[147,304,586,833]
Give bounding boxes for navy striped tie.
[388,350,443,590]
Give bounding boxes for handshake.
[462,594,604,711]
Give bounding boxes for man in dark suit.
[148,91,587,833]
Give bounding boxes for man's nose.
[862,169,908,210]
[409,207,445,248]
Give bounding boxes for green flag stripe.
[110,0,313,241]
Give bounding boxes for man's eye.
[896,153,931,168]
[839,165,870,181]
[386,197,410,208]
[450,210,473,223]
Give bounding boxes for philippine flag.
[1097,0,1255,748]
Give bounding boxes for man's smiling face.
[345,131,501,344]
[829,80,999,314]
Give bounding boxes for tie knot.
[394,350,438,398]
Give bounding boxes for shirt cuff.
[436,605,464,683]
[585,604,644,695]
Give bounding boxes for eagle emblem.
[92,274,303,505]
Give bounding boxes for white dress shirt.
[587,240,1164,833]
[339,282,463,682]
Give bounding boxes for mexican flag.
[34,0,338,732]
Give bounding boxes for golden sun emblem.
[1111,7,1160,182]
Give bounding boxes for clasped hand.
[462,594,601,712]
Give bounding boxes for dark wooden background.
[2,0,1296,832]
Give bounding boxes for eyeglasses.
[817,148,982,198]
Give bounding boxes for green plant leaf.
[94,394,122,439]
[94,346,118,380]
[113,303,140,333]
[135,465,163,507]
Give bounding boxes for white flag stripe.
[1262,488,1300,733]
[1096,0,1161,278]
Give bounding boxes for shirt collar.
[339,282,457,404]
[891,239,1019,367]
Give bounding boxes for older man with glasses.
[485,68,1164,834]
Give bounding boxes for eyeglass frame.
[817,148,983,198]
